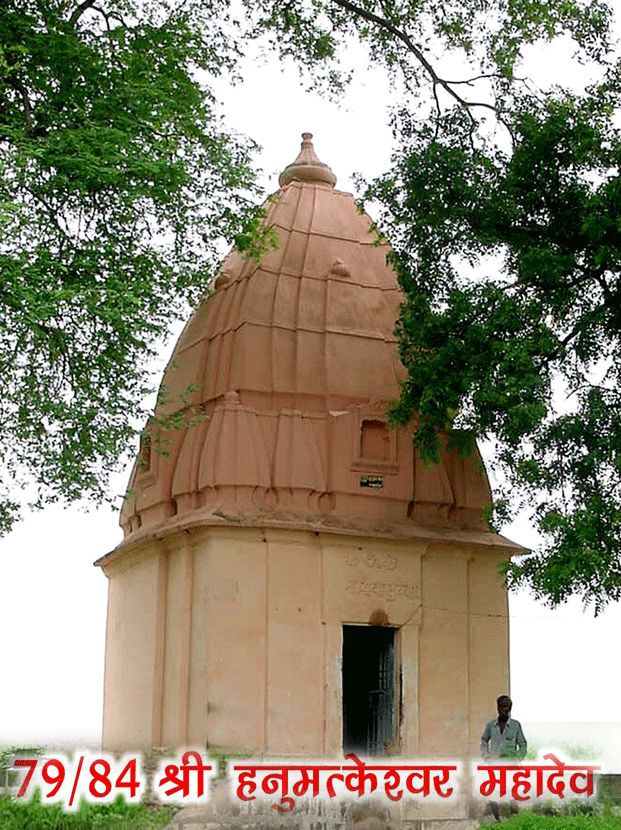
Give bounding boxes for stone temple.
[97,134,519,765]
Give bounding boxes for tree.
[4,0,621,613]
[246,0,621,611]
[338,4,619,612]
[374,82,621,613]
[0,0,268,533]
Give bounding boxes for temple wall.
[101,550,159,750]
[197,528,267,752]
[467,552,511,757]
[101,526,509,760]
[418,548,470,757]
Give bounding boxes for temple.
[97,134,519,773]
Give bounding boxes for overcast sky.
[2,24,620,764]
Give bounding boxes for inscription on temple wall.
[322,543,422,621]
[345,579,419,603]
[345,551,397,570]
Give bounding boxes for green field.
[0,794,176,830]
[498,812,621,829]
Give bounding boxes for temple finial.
[279,133,337,188]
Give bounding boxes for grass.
[523,744,601,763]
[2,791,617,830]
[495,809,621,829]
[0,792,176,830]
[1,746,176,830]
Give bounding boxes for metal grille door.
[342,625,396,756]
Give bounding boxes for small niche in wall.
[351,407,398,474]
[136,420,157,486]
[138,431,152,473]
[361,419,390,462]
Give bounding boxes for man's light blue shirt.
[480,717,527,760]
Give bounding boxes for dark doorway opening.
[342,625,396,755]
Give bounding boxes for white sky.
[1,27,620,761]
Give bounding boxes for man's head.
[497,695,512,722]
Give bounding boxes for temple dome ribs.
[119,133,494,543]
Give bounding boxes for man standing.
[480,695,527,821]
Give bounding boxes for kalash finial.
[278,132,337,188]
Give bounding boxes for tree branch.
[69,0,97,26]
[328,0,500,119]
[6,76,34,135]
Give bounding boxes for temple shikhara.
[97,134,519,772]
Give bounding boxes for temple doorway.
[342,625,396,755]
